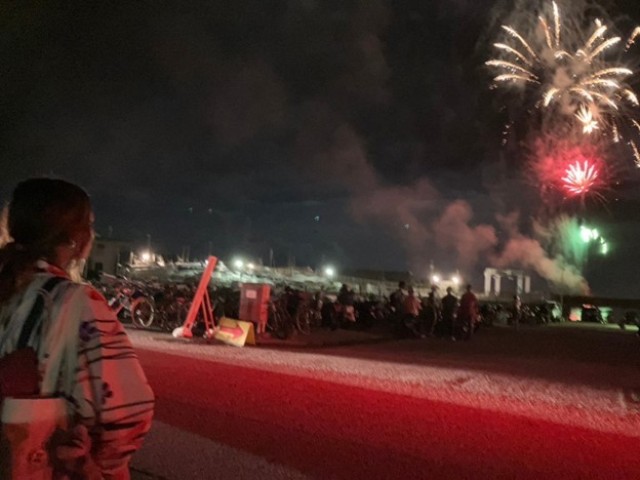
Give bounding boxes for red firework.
[561,159,600,196]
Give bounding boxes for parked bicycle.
[103,279,156,329]
[152,285,192,333]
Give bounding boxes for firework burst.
[562,159,599,196]
[531,138,609,206]
[487,1,640,165]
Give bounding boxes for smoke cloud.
[433,200,498,269]
[350,179,438,258]
[492,235,589,294]
[292,96,589,294]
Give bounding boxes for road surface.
[129,324,640,479]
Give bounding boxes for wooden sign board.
[213,317,256,347]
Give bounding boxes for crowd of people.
[386,281,480,341]
[95,274,561,342]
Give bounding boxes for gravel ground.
[127,323,640,438]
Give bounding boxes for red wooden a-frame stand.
[179,256,218,338]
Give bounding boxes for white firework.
[487,0,640,161]
[575,106,598,134]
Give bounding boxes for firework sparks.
[576,106,598,134]
[487,1,640,163]
[553,1,561,48]
[585,36,621,62]
[544,88,560,106]
[586,24,607,50]
[613,124,620,143]
[562,159,599,195]
[631,141,640,167]
[495,74,540,84]
[624,89,639,106]
[486,60,538,78]
[494,43,532,66]
[626,27,640,50]
[539,16,554,50]
[501,25,539,61]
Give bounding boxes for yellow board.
[213,317,256,347]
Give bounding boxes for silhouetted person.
[512,294,522,329]
[424,285,441,337]
[403,286,422,337]
[390,281,407,330]
[441,287,458,341]
[457,284,478,341]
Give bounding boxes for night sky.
[2,0,640,296]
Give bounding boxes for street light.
[247,262,255,271]
[451,275,460,286]
[431,274,440,284]
[233,258,244,269]
[324,266,335,278]
[140,251,151,263]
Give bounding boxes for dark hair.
[0,178,91,302]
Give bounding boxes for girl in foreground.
[0,178,154,479]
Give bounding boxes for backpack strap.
[17,276,67,350]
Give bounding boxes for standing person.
[403,287,422,337]
[512,294,522,330]
[424,285,441,337]
[0,178,154,479]
[457,284,479,341]
[441,287,458,341]
[390,281,407,317]
[337,283,356,324]
[389,281,407,332]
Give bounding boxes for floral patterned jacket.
[0,263,154,479]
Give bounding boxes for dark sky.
[2,0,640,296]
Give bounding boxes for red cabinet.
[239,283,271,324]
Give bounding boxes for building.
[87,237,132,277]
[483,268,532,298]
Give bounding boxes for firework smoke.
[433,203,589,294]
[537,215,590,267]
[492,234,589,294]
[292,109,589,293]
[432,200,498,269]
